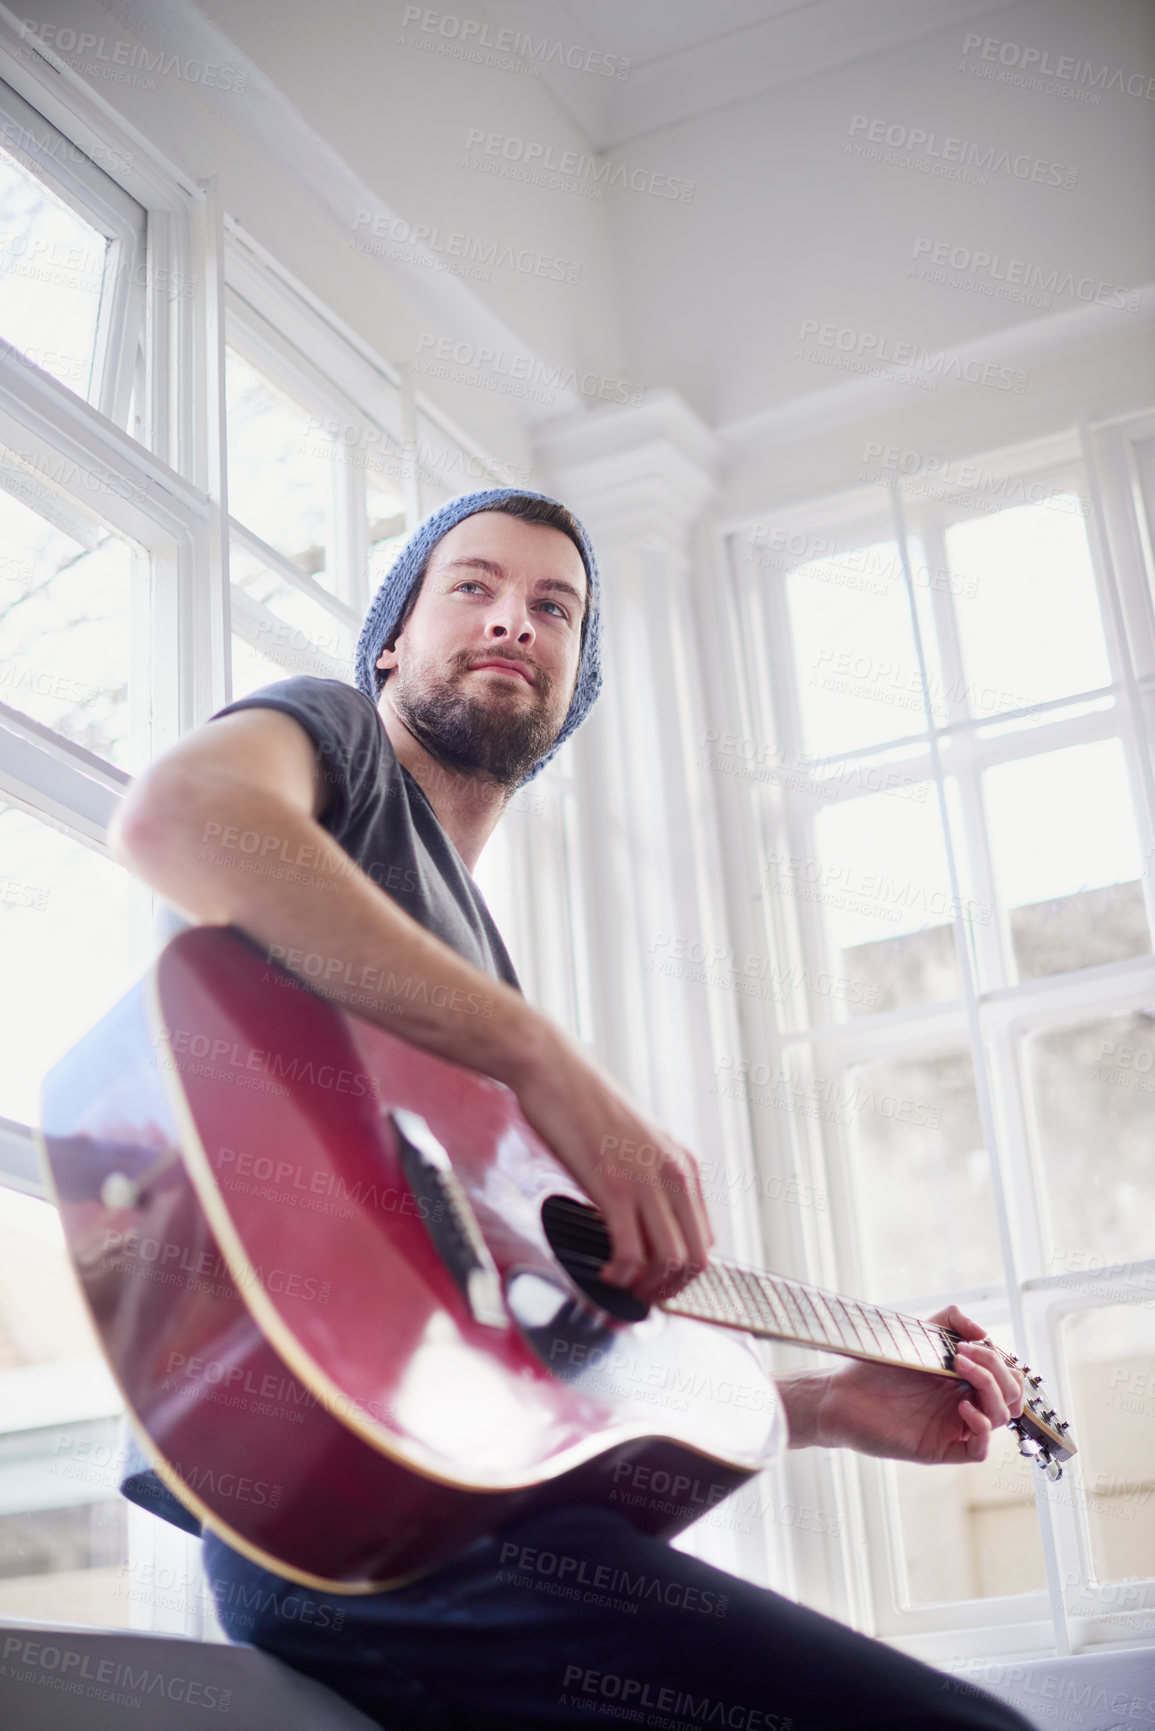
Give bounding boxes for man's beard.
[389,654,562,789]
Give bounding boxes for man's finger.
[958,1397,991,1461]
[596,1198,644,1290]
[953,1346,1013,1428]
[635,1193,689,1299]
[955,1341,1024,1416]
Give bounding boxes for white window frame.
[0,20,553,1642]
[708,417,1155,1662]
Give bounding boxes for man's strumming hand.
[505,1020,713,1302]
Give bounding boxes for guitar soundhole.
[541,1195,649,1323]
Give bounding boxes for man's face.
[375,511,588,788]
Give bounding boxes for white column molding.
[536,390,775,1585]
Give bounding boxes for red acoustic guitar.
[39,926,1074,1592]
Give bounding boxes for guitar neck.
[661,1260,969,1377]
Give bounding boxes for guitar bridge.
[390,1108,508,1330]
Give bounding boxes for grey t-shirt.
[120,675,520,1532]
[214,674,520,989]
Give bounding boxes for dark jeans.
[203,1506,1037,1731]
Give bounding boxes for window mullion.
[228,516,360,628]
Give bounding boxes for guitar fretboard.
[542,1194,1020,1381]
[662,1261,961,1375]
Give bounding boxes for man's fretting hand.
[782,1306,1026,1465]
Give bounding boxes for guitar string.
[546,1207,1026,1377]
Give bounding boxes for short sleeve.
[211,677,392,837]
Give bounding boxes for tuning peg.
[1017,1434,1041,1459]
[1044,1459,1063,1482]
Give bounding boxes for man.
[112,487,1033,1730]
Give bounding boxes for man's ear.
[375,638,399,678]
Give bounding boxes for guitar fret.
[876,1309,924,1367]
[802,1287,841,1347]
[776,1279,819,1343]
[921,1321,955,1369]
[827,1294,869,1356]
[894,1313,947,1371]
[737,1266,787,1336]
[708,1261,752,1326]
[846,1300,890,1360]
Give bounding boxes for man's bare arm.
[111,708,711,1296]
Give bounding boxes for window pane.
[893,1421,1045,1604]
[0,148,108,406]
[230,545,353,698]
[1026,1012,1155,1273]
[226,348,333,585]
[984,741,1148,981]
[803,792,962,1016]
[0,474,147,769]
[843,1051,1003,1300]
[0,1189,129,1625]
[786,541,933,757]
[0,803,150,1125]
[1062,1306,1155,1584]
[367,479,407,595]
[946,497,1110,711]
[230,632,294,703]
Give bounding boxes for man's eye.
[537,600,567,618]
[456,581,486,594]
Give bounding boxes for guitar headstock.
[1005,1362,1077,1481]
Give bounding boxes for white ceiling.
[562,0,812,66]
[481,0,1023,147]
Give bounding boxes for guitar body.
[40,926,782,1591]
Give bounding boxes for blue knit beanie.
[354,487,602,781]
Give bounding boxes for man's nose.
[485,597,535,643]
